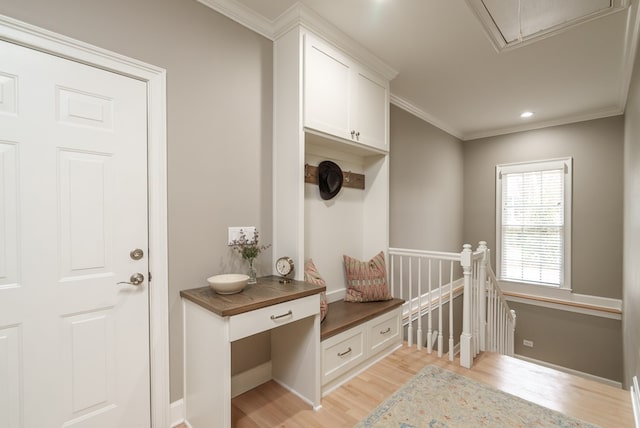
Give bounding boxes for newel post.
[460,244,473,368]
[477,241,488,352]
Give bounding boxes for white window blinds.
[497,159,571,288]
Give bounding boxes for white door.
[0,40,150,427]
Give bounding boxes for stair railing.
[390,241,516,369]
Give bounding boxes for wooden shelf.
[304,163,365,190]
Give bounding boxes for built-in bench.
[320,298,404,395]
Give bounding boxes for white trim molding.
[496,158,573,290]
[196,0,273,39]
[197,0,637,142]
[231,361,273,398]
[402,279,465,325]
[465,0,630,53]
[463,108,624,141]
[390,94,464,140]
[0,14,170,427]
[632,376,640,428]
[196,0,398,81]
[515,354,623,388]
[502,285,622,320]
[170,399,185,428]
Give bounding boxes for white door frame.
[0,14,170,427]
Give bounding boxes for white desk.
[181,277,324,427]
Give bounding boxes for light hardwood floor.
[176,343,634,427]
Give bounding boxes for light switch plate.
[228,226,256,245]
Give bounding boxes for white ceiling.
[202,0,640,140]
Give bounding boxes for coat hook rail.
[304,163,365,190]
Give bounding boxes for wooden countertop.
[180,275,326,317]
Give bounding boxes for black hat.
[318,160,343,200]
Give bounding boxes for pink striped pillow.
[304,259,328,322]
[343,251,392,302]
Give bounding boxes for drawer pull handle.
[270,310,293,321]
[337,347,352,357]
[380,327,391,335]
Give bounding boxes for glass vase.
[247,258,257,284]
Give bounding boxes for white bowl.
[207,274,249,295]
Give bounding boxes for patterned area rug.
[355,365,598,428]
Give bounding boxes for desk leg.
[271,312,321,409]
[183,299,231,427]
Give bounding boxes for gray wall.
[389,105,464,252]
[623,32,640,388]
[0,0,273,401]
[463,116,624,381]
[389,105,466,351]
[510,302,622,381]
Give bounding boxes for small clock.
[275,256,294,283]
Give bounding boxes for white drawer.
[229,294,319,341]
[322,324,366,384]
[368,308,401,356]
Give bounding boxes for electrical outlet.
[523,339,534,348]
[228,227,256,245]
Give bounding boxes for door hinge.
[148,272,152,282]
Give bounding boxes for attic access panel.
[466,0,629,51]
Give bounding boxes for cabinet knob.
[355,131,360,140]
[351,130,356,138]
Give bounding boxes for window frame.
[495,157,573,291]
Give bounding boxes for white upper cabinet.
[304,34,389,152]
[352,68,388,150]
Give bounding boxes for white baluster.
[427,259,433,354]
[478,242,488,352]
[417,258,423,350]
[448,260,454,361]
[437,260,443,358]
[460,244,473,368]
[408,257,413,348]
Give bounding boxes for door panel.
[0,324,21,428]
[0,40,150,428]
[0,142,18,288]
[304,34,351,139]
[352,69,388,150]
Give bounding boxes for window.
[496,158,572,289]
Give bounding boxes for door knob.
[118,273,145,286]
[130,248,144,260]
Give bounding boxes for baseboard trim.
[171,362,273,427]
[514,354,622,388]
[170,399,185,427]
[272,377,323,411]
[231,361,273,398]
[632,376,640,428]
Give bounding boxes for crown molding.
[620,0,640,111]
[272,4,398,81]
[390,94,464,140]
[196,0,398,81]
[197,0,634,142]
[196,0,274,40]
[463,106,624,141]
[391,92,624,141]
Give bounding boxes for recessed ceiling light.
[520,111,534,118]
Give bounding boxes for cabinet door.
[304,35,351,140]
[352,67,389,151]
